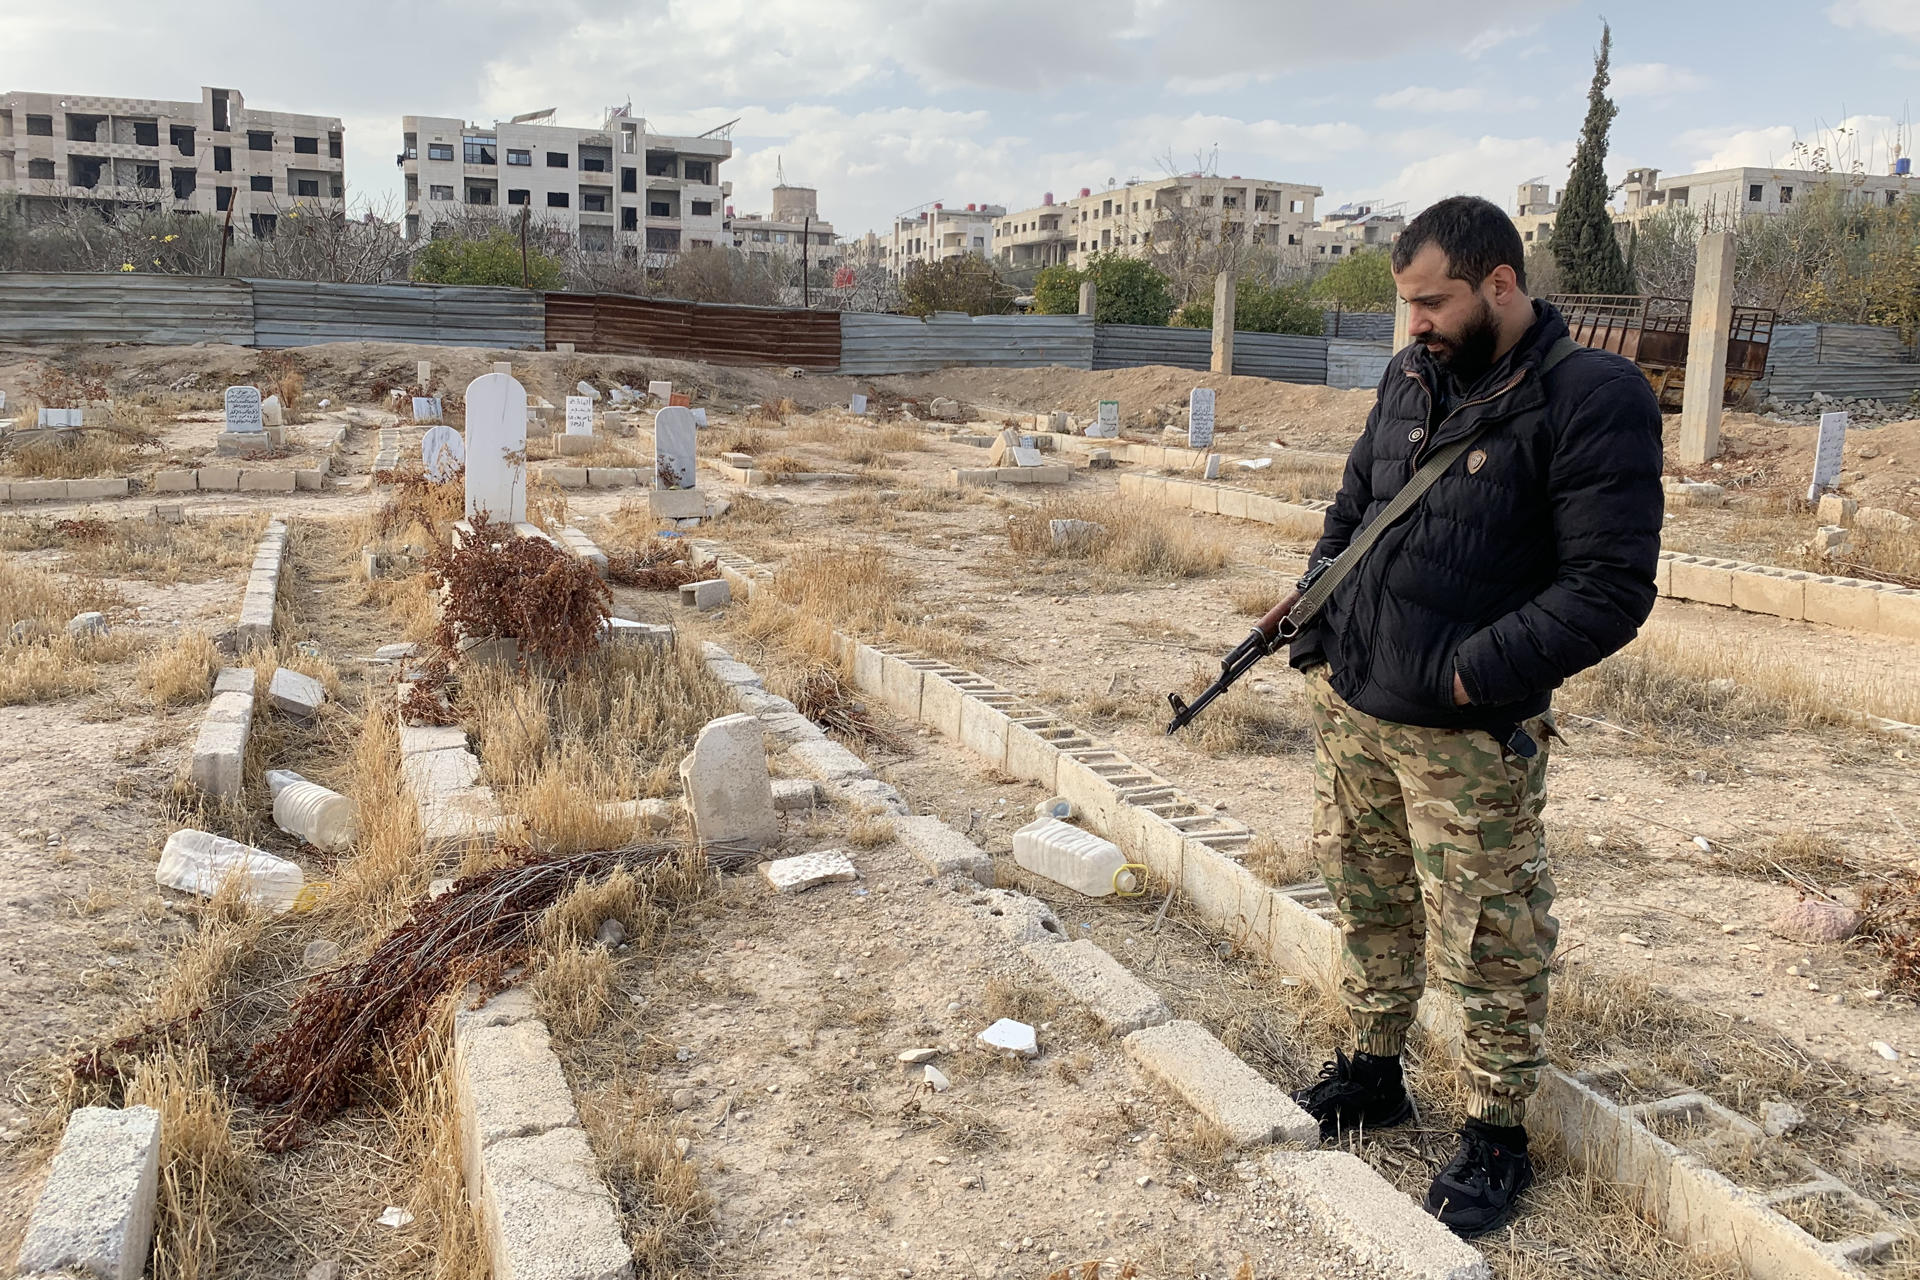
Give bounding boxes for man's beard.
[1423,297,1500,384]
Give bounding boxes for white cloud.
[1382,135,1572,217]
[1676,114,1905,174]
[1374,86,1489,112]
[1610,62,1708,97]
[1828,0,1920,39]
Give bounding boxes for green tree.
[1032,263,1084,315]
[901,255,1013,316]
[411,230,563,289]
[1308,250,1396,311]
[1552,22,1634,295]
[1033,253,1176,325]
[1171,277,1322,335]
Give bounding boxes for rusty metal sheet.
[542,292,841,368]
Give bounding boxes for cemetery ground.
[0,340,1916,1280]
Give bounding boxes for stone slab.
[1803,578,1881,631]
[761,849,858,893]
[786,737,873,784]
[1023,939,1172,1034]
[474,1125,633,1280]
[66,478,130,501]
[549,466,588,489]
[1727,570,1805,621]
[1262,1151,1491,1280]
[400,724,469,756]
[16,1105,161,1280]
[196,466,241,491]
[897,815,994,885]
[648,487,707,519]
[1122,1020,1319,1147]
[454,1017,580,1156]
[771,778,819,811]
[268,667,325,720]
[190,715,249,801]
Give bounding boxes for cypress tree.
[1553,23,1634,294]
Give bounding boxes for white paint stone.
[678,713,778,850]
[421,425,466,481]
[978,1017,1039,1058]
[1203,453,1222,480]
[761,848,858,893]
[1011,446,1046,467]
[653,406,698,489]
[16,1106,161,1280]
[260,394,285,427]
[463,373,529,523]
[224,385,263,433]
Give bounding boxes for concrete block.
[1668,557,1734,607]
[1188,483,1219,514]
[1655,554,1674,596]
[1263,1151,1490,1280]
[195,466,240,491]
[1876,589,1920,641]
[851,643,886,694]
[213,666,254,696]
[958,696,1011,768]
[758,711,822,745]
[1022,939,1171,1034]
[678,713,778,851]
[678,578,730,610]
[971,888,1067,946]
[474,1125,633,1280]
[1728,570,1805,621]
[771,778,819,811]
[762,848,858,893]
[454,1018,580,1167]
[786,736,873,784]
[66,478,130,501]
[549,466,588,489]
[649,487,707,519]
[401,725,469,756]
[601,797,673,835]
[238,470,296,493]
[1803,577,1881,631]
[878,655,927,720]
[190,711,250,801]
[897,815,994,885]
[588,467,636,488]
[918,672,968,740]
[268,667,326,720]
[294,468,326,491]
[603,617,672,649]
[1816,493,1857,526]
[1215,486,1249,519]
[555,432,597,456]
[1122,1020,1319,1147]
[16,1106,161,1280]
[1004,721,1063,791]
[12,479,69,502]
[404,746,484,798]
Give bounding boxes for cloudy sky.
[5,1,1917,236]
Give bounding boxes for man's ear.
[1486,263,1522,304]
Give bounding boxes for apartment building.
[994,174,1322,272]
[1616,162,1915,226]
[728,183,839,269]
[1303,200,1404,260]
[0,85,343,235]
[398,107,731,260]
[888,201,1004,275]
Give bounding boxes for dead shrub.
[426,513,611,668]
[1,429,152,478]
[125,1042,255,1280]
[375,464,464,536]
[846,812,897,850]
[533,941,619,1041]
[875,425,930,452]
[137,631,217,707]
[604,537,699,590]
[758,451,814,476]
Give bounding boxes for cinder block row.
[1118,471,1331,540]
[897,814,995,885]
[1658,551,1920,640]
[152,465,326,495]
[1263,1151,1491,1280]
[235,520,288,649]
[1123,1020,1321,1148]
[948,465,1073,487]
[1021,939,1171,1034]
[190,667,256,802]
[554,526,609,577]
[16,1106,162,1280]
[0,477,131,504]
[452,992,633,1280]
[545,466,646,490]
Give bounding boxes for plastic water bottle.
[1012,817,1143,898]
[156,829,305,912]
[265,769,356,853]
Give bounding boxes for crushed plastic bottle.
[1012,817,1143,898]
[156,829,305,912]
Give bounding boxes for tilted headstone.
[850,394,868,416]
[1808,411,1848,501]
[421,425,466,482]
[691,408,708,428]
[463,373,528,522]
[575,380,601,401]
[648,380,673,401]
[1011,446,1045,467]
[653,406,698,490]
[411,396,442,424]
[1188,388,1216,450]
[224,385,264,434]
[564,395,594,436]
[259,394,284,427]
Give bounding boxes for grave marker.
[648,380,673,401]
[224,386,264,434]
[576,380,601,401]
[1188,388,1216,450]
[668,391,692,408]
[0,390,8,410]
[417,360,432,386]
[463,373,528,523]
[692,407,708,428]
[564,395,594,436]
[1808,411,1848,502]
[421,425,466,482]
[1096,400,1119,436]
[850,394,868,416]
[412,396,443,424]
[653,406,698,490]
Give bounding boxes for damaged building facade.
[727,182,840,270]
[991,174,1323,274]
[0,85,344,234]
[398,106,732,262]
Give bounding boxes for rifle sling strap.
[1282,336,1579,640]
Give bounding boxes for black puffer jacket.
[1288,300,1664,734]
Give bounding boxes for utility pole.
[802,215,811,308]
[519,206,531,289]
[218,195,236,275]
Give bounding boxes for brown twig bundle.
[604,537,699,591]
[426,512,611,668]
[785,662,909,753]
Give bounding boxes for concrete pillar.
[1210,272,1235,375]
[1679,231,1735,465]
[1077,281,1096,317]
[1392,294,1410,351]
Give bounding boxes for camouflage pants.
[1304,665,1558,1127]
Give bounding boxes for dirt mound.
[1669,413,1920,513]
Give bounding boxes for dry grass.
[1176,666,1314,757]
[323,703,427,923]
[583,1093,717,1276]
[0,555,140,705]
[845,812,897,850]
[0,511,269,583]
[875,425,931,452]
[757,451,814,476]
[152,877,267,1024]
[533,941,620,1041]
[738,543,918,665]
[1243,833,1318,886]
[124,1042,255,1280]
[1007,496,1229,579]
[1227,580,1281,616]
[1,429,154,478]
[137,631,217,707]
[1239,453,1346,503]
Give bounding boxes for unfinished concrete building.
[0,86,344,235]
[398,106,732,262]
[728,182,840,269]
[1303,200,1405,261]
[994,174,1323,273]
[1617,162,1916,226]
[889,201,1005,276]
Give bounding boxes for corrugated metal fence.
[0,273,254,346]
[1762,322,1920,401]
[1321,309,1397,341]
[544,293,842,369]
[838,313,1096,375]
[249,279,545,349]
[1326,339,1394,390]
[1090,325,1329,382]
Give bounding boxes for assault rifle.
[1164,560,1328,735]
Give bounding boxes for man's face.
[1395,243,1501,382]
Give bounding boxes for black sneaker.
[1290,1049,1414,1140]
[1424,1121,1534,1238]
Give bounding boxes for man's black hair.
[1391,195,1528,293]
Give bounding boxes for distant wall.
[1762,323,1920,402]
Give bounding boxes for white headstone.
[224,385,264,434]
[1808,411,1848,501]
[653,406,698,490]
[411,396,442,424]
[850,394,869,416]
[421,425,466,481]
[38,407,82,428]
[1011,446,1045,467]
[648,380,673,401]
[463,373,528,523]
[1188,388,1216,450]
[691,408,708,428]
[1097,400,1119,431]
[417,360,432,385]
[564,395,594,436]
[260,394,284,428]
[575,380,601,401]
[0,389,9,410]
[1203,453,1221,480]
[679,713,778,851]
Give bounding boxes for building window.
[331,179,343,197]
[427,143,454,162]
[646,153,676,177]
[131,121,159,146]
[507,189,529,205]
[170,125,195,155]
[464,137,497,165]
[1748,183,1764,202]
[1222,195,1238,208]
[506,148,531,166]
[467,186,493,205]
[691,238,713,249]
[621,207,637,230]
[27,158,54,179]
[402,132,417,158]
[329,133,342,159]
[294,135,318,154]
[690,199,712,216]
[547,191,569,207]
[774,232,788,244]
[1290,199,1304,213]
[621,166,636,193]
[646,227,681,252]
[1523,230,1534,242]
[251,213,277,237]
[430,184,453,200]
[1780,185,1794,204]
[1668,187,1690,206]
[25,114,53,136]
[752,230,770,242]
[582,192,606,212]
[1890,191,1901,207]
[297,178,319,197]
[216,186,233,211]
[1287,233,1299,245]
[248,130,273,151]
[213,146,232,172]
[251,175,274,192]
[649,201,670,217]
[682,159,712,183]
[581,156,606,172]
[547,151,568,167]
